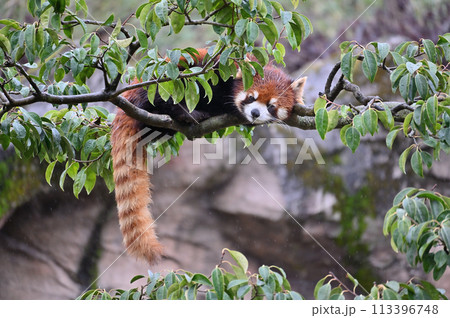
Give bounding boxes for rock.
[212,161,285,221]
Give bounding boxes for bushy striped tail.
[111,109,163,264]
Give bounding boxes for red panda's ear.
[291,76,307,104]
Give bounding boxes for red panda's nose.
[251,109,260,118]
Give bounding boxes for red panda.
[110,49,307,264]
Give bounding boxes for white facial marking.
[242,101,274,124]
[235,91,247,104]
[252,91,259,99]
[277,108,288,120]
[269,97,278,105]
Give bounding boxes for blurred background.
[0,0,449,299]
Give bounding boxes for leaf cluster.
[384,188,450,281]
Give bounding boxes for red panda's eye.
[247,96,256,102]
[267,104,275,111]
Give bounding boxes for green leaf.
[45,161,57,186]
[12,121,27,139]
[246,21,259,43]
[147,84,157,105]
[0,34,11,53]
[315,108,328,140]
[340,124,351,146]
[415,74,428,99]
[259,18,278,45]
[386,127,401,149]
[423,39,437,63]
[184,81,199,112]
[235,19,248,38]
[327,110,339,131]
[403,112,413,136]
[378,42,390,60]
[433,264,447,281]
[166,63,179,80]
[317,283,331,300]
[227,279,248,289]
[406,62,421,74]
[226,249,249,273]
[211,268,224,300]
[237,285,251,299]
[345,127,360,153]
[439,225,450,250]
[313,96,326,113]
[130,275,145,284]
[155,0,169,23]
[158,80,174,102]
[0,134,10,150]
[399,74,410,102]
[85,167,97,195]
[382,288,400,300]
[191,273,212,286]
[170,11,185,34]
[390,64,406,92]
[136,29,148,49]
[73,168,87,199]
[341,51,354,81]
[377,107,394,130]
[425,96,437,133]
[399,146,412,174]
[362,49,377,82]
[363,109,378,135]
[115,37,133,48]
[219,47,234,65]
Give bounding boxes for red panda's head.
[234,65,307,124]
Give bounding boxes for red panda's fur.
[111,49,306,264]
